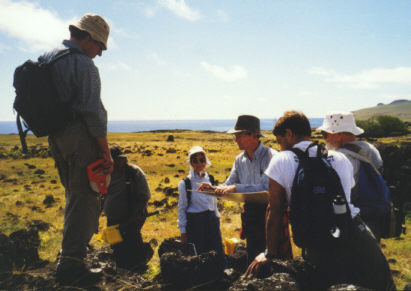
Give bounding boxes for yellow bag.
[102,224,123,245]
[223,238,239,256]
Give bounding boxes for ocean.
[0,118,324,135]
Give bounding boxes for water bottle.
[331,195,348,238]
[333,195,347,215]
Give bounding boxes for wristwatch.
[264,249,276,260]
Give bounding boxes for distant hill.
[353,100,411,122]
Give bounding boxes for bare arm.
[266,178,286,257]
[245,178,286,277]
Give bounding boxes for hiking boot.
[56,257,102,286]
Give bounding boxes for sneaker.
[56,258,102,286]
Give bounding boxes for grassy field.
[0,130,410,289]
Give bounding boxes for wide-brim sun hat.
[227,115,264,137]
[69,13,110,50]
[317,111,364,135]
[186,146,211,168]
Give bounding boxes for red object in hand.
[87,159,109,194]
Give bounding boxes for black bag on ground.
[13,48,79,137]
[289,142,352,249]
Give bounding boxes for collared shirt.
[265,141,360,218]
[40,40,107,137]
[223,142,277,193]
[178,171,219,233]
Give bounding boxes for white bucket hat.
[318,111,364,135]
[186,146,211,169]
[69,13,110,50]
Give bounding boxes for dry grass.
[0,131,409,288]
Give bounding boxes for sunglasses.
[93,39,104,51]
[191,157,206,164]
[232,132,251,140]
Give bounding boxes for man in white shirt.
[245,111,395,290]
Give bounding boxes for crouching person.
[246,111,395,290]
[178,146,226,269]
[103,145,152,270]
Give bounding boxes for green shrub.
[357,115,408,137]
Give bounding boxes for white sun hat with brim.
[69,13,110,50]
[317,111,364,135]
[186,146,211,169]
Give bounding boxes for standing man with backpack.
[318,111,390,242]
[245,111,395,290]
[41,14,113,285]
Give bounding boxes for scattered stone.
[34,169,45,175]
[143,150,152,156]
[155,187,162,192]
[166,135,174,142]
[164,177,170,184]
[388,259,397,264]
[15,201,24,207]
[328,284,372,291]
[178,169,185,173]
[166,148,176,153]
[27,220,51,232]
[50,179,57,184]
[174,174,179,178]
[24,163,36,169]
[160,250,222,289]
[167,164,175,168]
[42,195,56,208]
[230,273,298,290]
[9,229,42,269]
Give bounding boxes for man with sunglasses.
[200,115,278,263]
[41,14,113,285]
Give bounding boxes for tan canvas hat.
[69,13,110,50]
[318,111,364,135]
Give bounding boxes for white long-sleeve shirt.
[178,170,219,233]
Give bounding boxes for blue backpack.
[341,144,390,217]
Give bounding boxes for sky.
[1,0,411,121]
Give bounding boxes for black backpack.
[289,142,352,249]
[183,174,215,207]
[13,48,80,138]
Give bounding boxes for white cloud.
[309,66,411,89]
[148,52,166,65]
[201,61,247,82]
[158,0,201,21]
[144,6,157,18]
[216,9,229,22]
[0,0,76,52]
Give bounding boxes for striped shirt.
[223,142,277,193]
[40,40,107,137]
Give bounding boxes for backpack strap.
[183,177,192,207]
[125,164,135,218]
[340,143,381,175]
[208,174,215,186]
